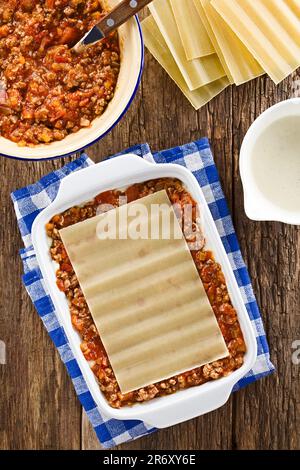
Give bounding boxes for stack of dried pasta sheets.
[142,0,300,109]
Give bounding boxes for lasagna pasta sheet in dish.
[59,190,229,394]
[46,178,246,408]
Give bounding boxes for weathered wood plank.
[231,71,300,450]
[0,157,81,450]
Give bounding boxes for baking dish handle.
[139,382,234,429]
[54,153,155,207]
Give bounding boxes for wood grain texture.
[0,157,81,450]
[231,72,300,450]
[1,22,300,450]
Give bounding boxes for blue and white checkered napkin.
[11,138,274,448]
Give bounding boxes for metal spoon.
[73,0,153,53]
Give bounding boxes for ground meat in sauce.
[0,1,120,146]
[46,178,246,408]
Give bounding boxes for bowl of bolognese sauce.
[0,0,144,160]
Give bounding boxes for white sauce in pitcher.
[250,116,300,212]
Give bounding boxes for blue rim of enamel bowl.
[0,16,144,162]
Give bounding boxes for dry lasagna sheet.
[170,0,215,59]
[211,0,300,84]
[60,190,229,394]
[197,0,264,85]
[142,15,229,110]
[149,0,225,90]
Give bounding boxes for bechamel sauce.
[250,116,300,212]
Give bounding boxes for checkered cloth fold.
[11,139,274,448]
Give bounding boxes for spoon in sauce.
[73,0,153,53]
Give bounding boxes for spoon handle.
[98,0,153,36]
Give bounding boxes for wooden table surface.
[1,31,300,451]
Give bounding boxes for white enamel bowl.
[32,155,257,428]
[0,2,143,160]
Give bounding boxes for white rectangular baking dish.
[31,154,257,428]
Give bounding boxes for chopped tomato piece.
[125,185,141,203]
[56,279,65,292]
[0,25,9,38]
[60,262,73,273]
[20,0,36,12]
[58,27,80,46]
[95,190,119,206]
[45,0,55,8]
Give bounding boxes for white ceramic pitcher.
[240,98,300,225]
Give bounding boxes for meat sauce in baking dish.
[46,178,246,408]
[0,1,120,145]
